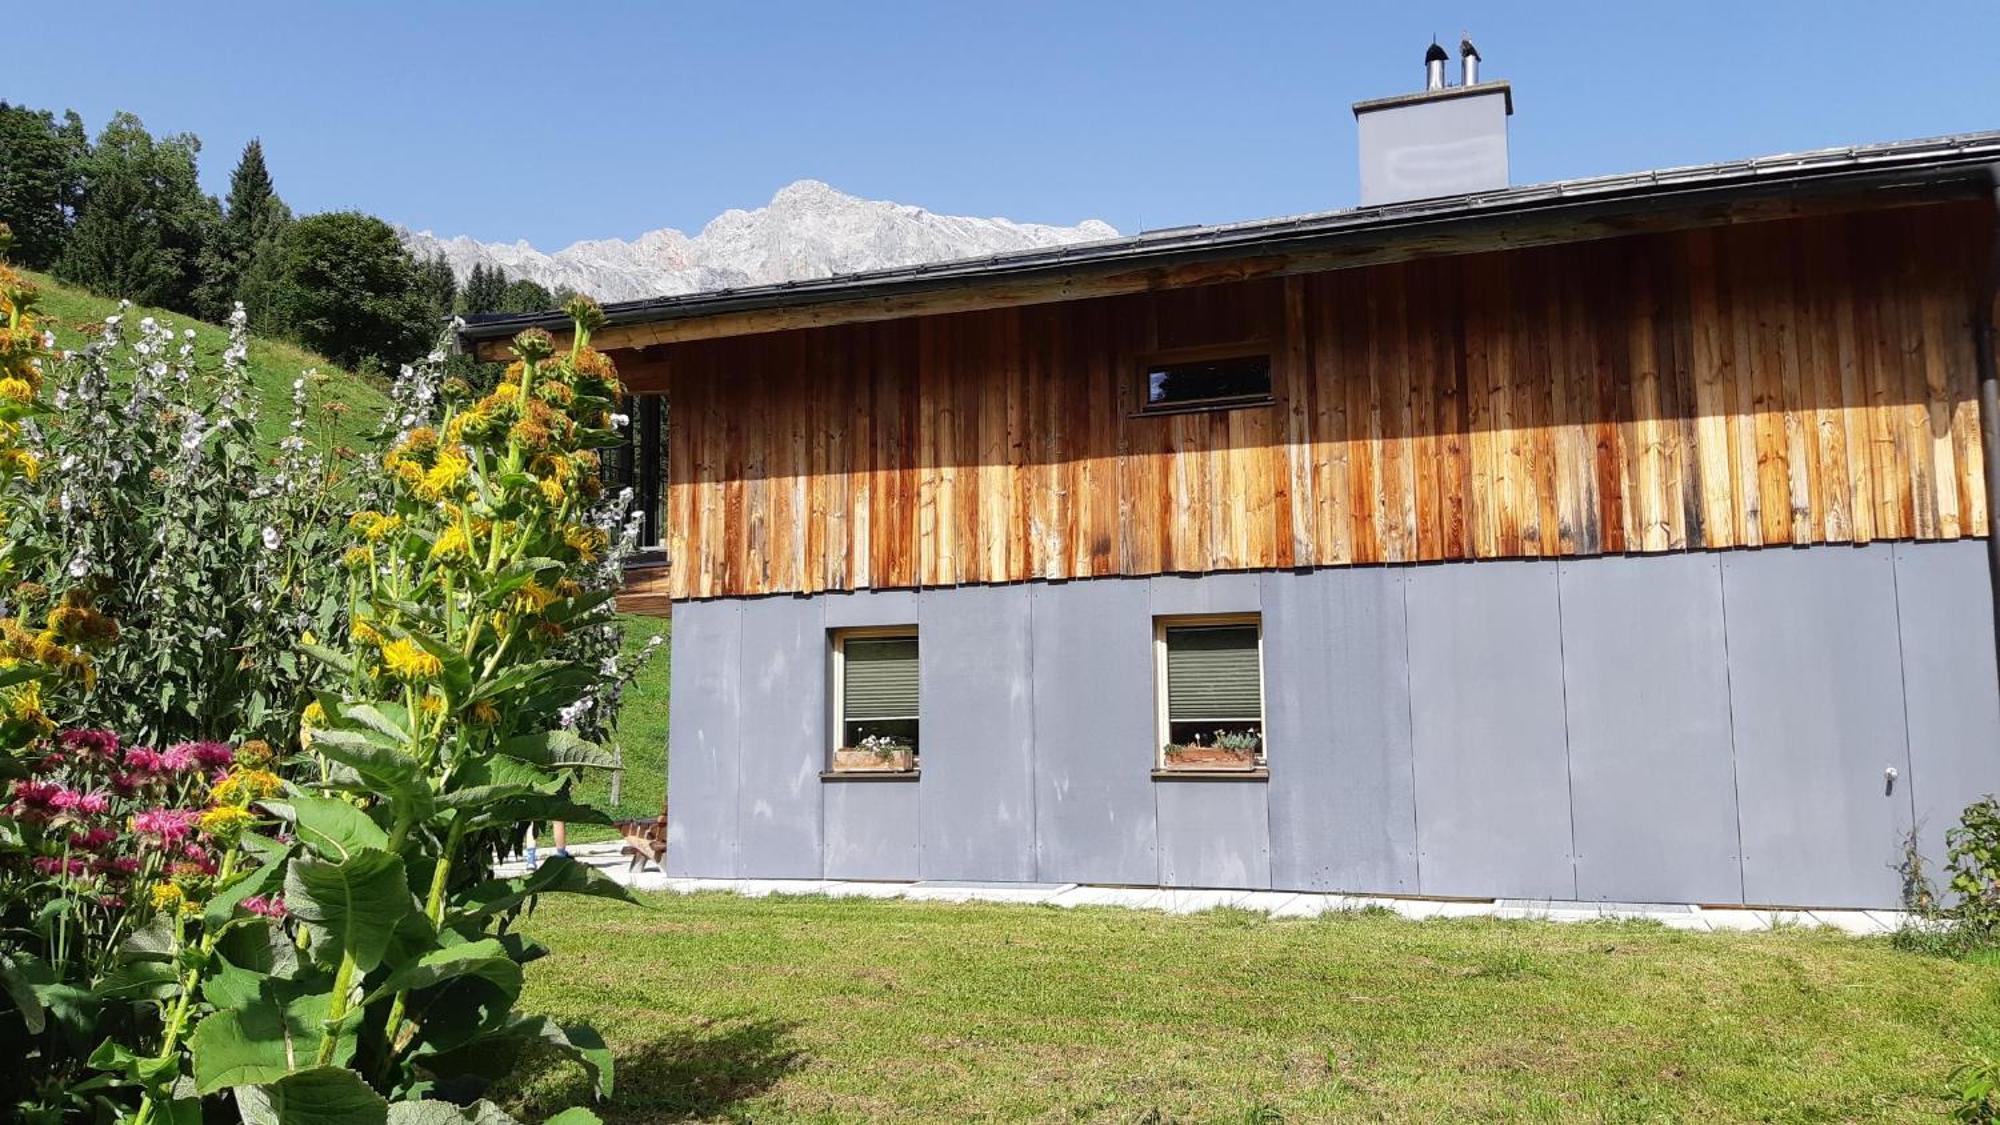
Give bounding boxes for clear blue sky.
[10,1,1999,249]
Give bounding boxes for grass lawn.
[24,268,391,452]
[502,892,2000,1123]
[568,614,671,841]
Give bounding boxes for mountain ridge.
[400,180,1119,304]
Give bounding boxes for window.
[1154,616,1265,772]
[601,394,666,552]
[1140,352,1272,414]
[830,629,919,772]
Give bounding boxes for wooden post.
[1976,172,2000,687]
[608,746,624,808]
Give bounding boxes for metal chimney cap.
[1426,41,1449,64]
[1460,35,1481,60]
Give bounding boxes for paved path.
[506,842,1908,935]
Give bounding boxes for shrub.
[18,301,351,744]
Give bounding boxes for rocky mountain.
[400,180,1119,304]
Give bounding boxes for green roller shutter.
[843,636,919,721]
[1166,625,1261,722]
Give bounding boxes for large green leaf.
[189,989,355,1095]
[496,730,618,771]
[269,794,389,860]
[334,701,414,746]
[542,1110,604,1125]
[309,732,433,823]
[459,794,613,831]
[360,939,521,1007]
[449,856,644,923]
[92,959,181,1002]
[385,1099,527,1125]
[256,1066,388,1125]
[0,950,46,1034]
[205,853,290,929]
[284,850,415,972]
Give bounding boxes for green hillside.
[23,268,393,452]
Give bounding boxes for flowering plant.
[17,296,351,744]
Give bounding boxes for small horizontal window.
[1141,354,1272,413]
[1155,616,1265,772]
[831,629,919,773]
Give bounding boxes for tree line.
[0,101,568,371]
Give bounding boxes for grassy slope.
[24,269,390,451]
[506,894,2000,1123]
[28,270,673,826]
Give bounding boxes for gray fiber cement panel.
[665,599,741,878]
[1155,779,1271,888]
[1559,554,1744,904]
[919,585,1037,881]
[1405,560,1577,899]
[1723,546,1914,908]
[1262,568,1419,893]
[822,780,920,881]
[733,596,826,878]
[1030,579,1160,885]
[1893,540,2000,880]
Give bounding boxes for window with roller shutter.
[830,629,920,770]
[1155,617,1265,770]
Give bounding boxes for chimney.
[1352,37,1514,206]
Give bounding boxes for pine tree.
[458,262,508,315]
[494,277,554,314]
[57,112,218,313]
[196,139,292,322]
[414,253,457,328]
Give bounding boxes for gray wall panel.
[1150,572,1263,616]
[1559,554,1743,903]
[734,597,826,878]
[822,782,920,881]
[919,585,1037,881]
[1724,546,1913,907]
[1263,568,1418,893]
[1031,579,1159,884]
[1156,780,1270,888]
[665,600,741,877]
[822,588,921,628]
[1406,561,1576,899]
[1894,540,2000,880]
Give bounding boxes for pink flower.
[155,746,198,773]
[69,827,117,852]
[10,779,59,809]
[243,895,287,919]
[131,808,200,846]
[108,856,141,876]
[110,772,150,796]
[123,746,167,773]
[32,856,88,878]
[178,742,235,771]
[48,789,111,816]
[58,729,120,760]
[98,894,126,910]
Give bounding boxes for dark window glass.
[1142,354,1272,412]
[602,395,666,550]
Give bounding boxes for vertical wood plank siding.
[661,204,1991,601]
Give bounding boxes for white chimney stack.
[1351,38,1515,206]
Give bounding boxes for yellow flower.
[417,450,470,501]
[198,805,254,839]
[430,525,470,562]
[347,510,385,533]
[537,477,565,505]
[381,637,443,682]
[150,883,184,912]
[301,700,326,728]
[417,693,444,716]
[468,700,500,725]
[0,377,32,403]
[210,767,282,806]
[563,525,606,563]
[342,546,372,570]
[508,580,558,614]
[350,618,384,647]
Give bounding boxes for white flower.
[261,526,283,551]
[611,413,630,430]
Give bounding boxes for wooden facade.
[648,201,1992,602]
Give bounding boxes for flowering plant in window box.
[833,734,915,772]
[1163,729,1262,770]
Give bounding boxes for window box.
[1162,742,1261,770]
[831,745,916,773]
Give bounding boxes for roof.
[457,130,2000,351]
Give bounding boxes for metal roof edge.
[457,130,2000,347]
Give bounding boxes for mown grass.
[500,892,2000,1122]
[23,268,391,452]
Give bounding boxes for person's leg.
[552,820,568,858]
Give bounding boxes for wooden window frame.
[1152,613,1267,775]
[1133,344,1276,418]
[827,625,920,775]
